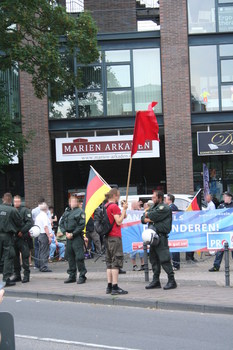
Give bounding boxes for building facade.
[1,0,233,214]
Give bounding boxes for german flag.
[83,166,111,226]
[186,189,202,211]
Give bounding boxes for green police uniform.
[141,203,175,286]
[13,206,33,282]
[0,203,23,282]
[60,207,87,283]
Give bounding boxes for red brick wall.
[19,71,54,209]
[84,0,137,33]
[160,0,194,194]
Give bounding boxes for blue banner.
[121,209,233,253]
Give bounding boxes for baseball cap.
[223,191,233,198]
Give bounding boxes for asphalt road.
[0,297,233,350]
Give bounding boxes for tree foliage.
[0,0,99,167]
[0,0,99,99]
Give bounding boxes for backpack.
[94,203,115,237]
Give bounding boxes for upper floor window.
[188,0,233,34]
[49,47,162,119]
[190,44,233,112]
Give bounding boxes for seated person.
[49,231,65,262]
[131,250,145,271]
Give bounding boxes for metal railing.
[139,0,159,8]
[66,0,84,13]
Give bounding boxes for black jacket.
[0,203,23,234]
[141,203,172,235]
[17,206,34,237]
[60,207,85,238]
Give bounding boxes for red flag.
[131,102,159,157]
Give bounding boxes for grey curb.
[4,289,233,316]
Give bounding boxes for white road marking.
[15,334,140,350]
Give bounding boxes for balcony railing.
[66,0,84,13]
[138,0,159,8]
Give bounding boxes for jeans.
[34,237,39,268]
[171,252,180,269]
[38,233,49,271]
[49,242,65,259]
[214,250,233,269]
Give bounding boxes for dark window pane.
[219,6,233,32]
[133,48,162,113]
[78,92,103,118]
[0,66,20,120]
[107,65,131,88]
[221,60,233,82]
[221,86,233,110]
[187,0,216,33]
[49,88,76,119]
[107,90,132,116]
[77,66,102,89]
[190,46,219,112]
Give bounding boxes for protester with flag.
[105,188,128,295]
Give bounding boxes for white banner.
[56,135,160,162]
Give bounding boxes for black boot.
[163,277,177,290]
[11,275,21,283]
[77,276,87,284]
[5,278,16,287]
[22,276,30,283]
[64,277,76,284]
[145,281,161,289]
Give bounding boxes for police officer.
[60,195,87,284]
[12,195,33,283]
[141,190,177,290]
[0,193,23,286]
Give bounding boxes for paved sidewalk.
[4,253,233,315]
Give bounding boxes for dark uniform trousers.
[149,235,174,282]
[38,233,50,271]
[14,238,30,278]
[0,233,15,281]
[66,235,87,280]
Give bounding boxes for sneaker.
[132,265,138,271]
[111,287,128,295]
[209,266,219,272]
[119,268,126,274]
[139,265,145,271]
[106,286,112,294]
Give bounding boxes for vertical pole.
[143,242,149,282]
[224,242,230,287]
[126,157,133,203]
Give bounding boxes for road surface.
[0,297,232,350]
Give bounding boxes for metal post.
[224,242,230,287]
[143,242,149,282]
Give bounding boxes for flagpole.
[126,157,133,203]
